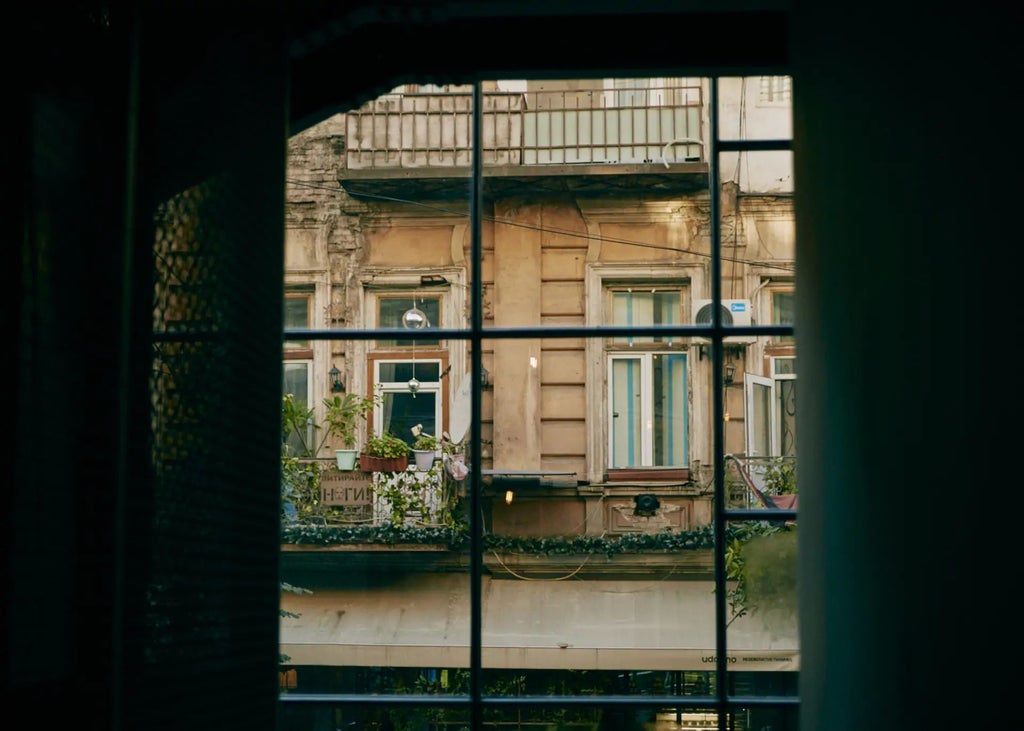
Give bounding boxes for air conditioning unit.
[691,299,756,343]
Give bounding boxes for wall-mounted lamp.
[329,365,344,392]
[724,362,736,387]
[480,365,491,389]
[505,490,514,505]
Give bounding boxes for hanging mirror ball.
[402,307,428,329]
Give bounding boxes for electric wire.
[285,179,796,274]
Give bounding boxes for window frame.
[282,286,320,455]
[605,285,690,471]
[283,273,332,428]
[584,263,709,484]
[367,355,449,444]
[280,77,797,729]
[607,350,690,470]
[351,269,467,415]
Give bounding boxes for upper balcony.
[339,83,709,200]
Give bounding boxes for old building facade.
[279,76,797,729]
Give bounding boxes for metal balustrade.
[343,83,705,171]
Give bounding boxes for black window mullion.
[469,79,485,730]
[708,75,732,731]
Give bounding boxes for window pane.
[378,295,440,347]
[282,362,310,456]
[611,290,680,344]
[377,361,441,383]
[778,380,797,457]
[774,356,796,375]
[773,291,795,343]
[610,357,643,467]
[749,380,772,458]
[652,353,687,466]
[380,391,437,448]
[283,295,309,349]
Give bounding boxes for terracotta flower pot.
[359,455,409,473]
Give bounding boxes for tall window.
[369,290,447,446]
[745,358,797,459]
[747,287,797,457]
[282,291,313,456]
[606,287,689,468]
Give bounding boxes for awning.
[280,574,798,671]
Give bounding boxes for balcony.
[279,455,743,580]
[339,84,709,200]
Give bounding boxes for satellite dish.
[448,373,473,444]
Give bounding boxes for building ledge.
[339,161,709,201]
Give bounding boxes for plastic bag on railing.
[443,453,469,482]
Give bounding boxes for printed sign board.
[320,469,373,506]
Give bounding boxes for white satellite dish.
[448,373,473,444]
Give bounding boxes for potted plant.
[411,432,439,471]
[322,392,380,469]
[360,431,410,472]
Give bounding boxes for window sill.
[606,467,690,482]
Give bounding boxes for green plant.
[282,391,380,457]
[363,431,410,458]
[323,392,380,449]
[413,433,438,451]
[373,471,433,527]
[724,521,797,627]
[763,457,797,495]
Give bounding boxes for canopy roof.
[281,574,798,671]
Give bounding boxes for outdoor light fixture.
[505,490,514,505]
[329,365,344,392]
[724,362,736,386]
[480,365,490,389]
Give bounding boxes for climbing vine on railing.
[280,521,786,558]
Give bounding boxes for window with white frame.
[606,286,689,469]
[746,283,796,458]
[372,359,445,448]
[744,356,796,458]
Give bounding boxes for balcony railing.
[725,454,798,511]
[343,84,705,172]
